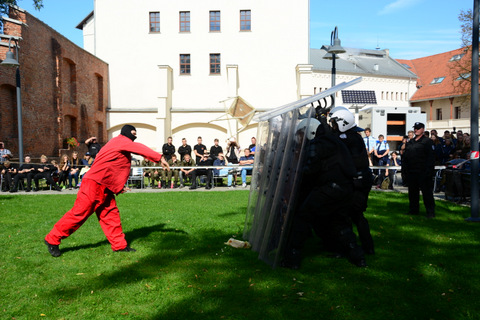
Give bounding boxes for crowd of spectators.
[362,128,477,189]
[140,136,257,190]
[0,138,98,193]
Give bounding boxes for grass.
[0,190,479,319]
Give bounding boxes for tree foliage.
[0,0,43,15]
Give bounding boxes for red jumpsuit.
[45,134,162,251]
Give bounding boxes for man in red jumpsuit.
[44,125,168,257]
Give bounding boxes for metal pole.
[331,53,336,108]
[15,66,23,164]
[466,0,480,222]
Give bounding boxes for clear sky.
[18,0,474,60]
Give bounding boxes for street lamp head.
[328,38,346,55]
[1,50,19,66]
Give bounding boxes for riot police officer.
[403,122,435,218]
[282,115,366,269]
[329,107,375,254]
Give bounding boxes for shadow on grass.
[61,223,188,254]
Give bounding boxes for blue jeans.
[241,168,252,183]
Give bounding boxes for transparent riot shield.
[243,106,315,267]
[243,77,362,268]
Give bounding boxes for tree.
[0,0,43,15]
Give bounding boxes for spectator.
[68,151,81,189]
[190,151,213,190]
[85,137,102,158]
[193,136,207,164]
[1,160,17,191]
[0,141,12,164]
[461,135,471,159]
[209,138,223,160]
[424,131,430,138]
[33,155,61,192]
[142,158,157,188]
[403,122,435,218]
[162,136,176,161]
[363,128,376,166]
[407,130,414,141]
[10,155,36,192]
[79,152,94,181]
[179,153,195,188]
[441,138,455,164]
[239,148,254,188]
[373,135,389,177]
[225,138,240,164]
[377,151,400,190]
[178,138,192,161]
[249,137,257,155]
[161,154,181,188]
[430,133,443,165]
[454,133,465,153]
[213,152,235,188]
[58,154,71,189]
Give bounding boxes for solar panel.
[341,90,377,104]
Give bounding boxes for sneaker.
[44,240,61,257]
[242,183,247,188]
[115,246,136,252]
[62,186,66,190]
[179,184,184,188]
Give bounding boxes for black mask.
[121,125,137,141]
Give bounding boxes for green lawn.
[0,190,478,320]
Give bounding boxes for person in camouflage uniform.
[161,154,181,188]
[142,159,161,188]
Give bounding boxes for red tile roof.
[397,47,472,102]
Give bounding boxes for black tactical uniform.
[338,129,375,254]
[162,143,176,161]
[178,144,192,161]
[403,134,435,217]
[283,122,366,269]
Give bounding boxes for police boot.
[338,228,367,268]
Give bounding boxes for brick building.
[0,6,108,159]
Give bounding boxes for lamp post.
[322,26,346,108]
[1,37,23,164]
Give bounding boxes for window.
[240,10,251,31]
[180,54,191,75]
[96,74,103,111]
[436,108,442,121]
[210,53,220,74]
[449,53,464,61]
[180,11,190,32]
[456,73,471,80]
[210,11,220,32]
[401,63,411,69]
[150,12,160,32]
[454,106,461,119]
[430,77,445,84]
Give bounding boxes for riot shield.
[243,78,362,268]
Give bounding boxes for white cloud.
[378,0,420,15]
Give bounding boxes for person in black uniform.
[209,138,223,161]
[33,155,62,192]
[329,107,375,255]
[85,137,102,159]
[403,122,435,218]
[162,136,176,161]
[190,152,214,190]
[178,138,192,161]
[193,136,207,164]
[10,156,36,192]
[282,115,366,269]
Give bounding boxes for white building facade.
[78,0,310,151]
